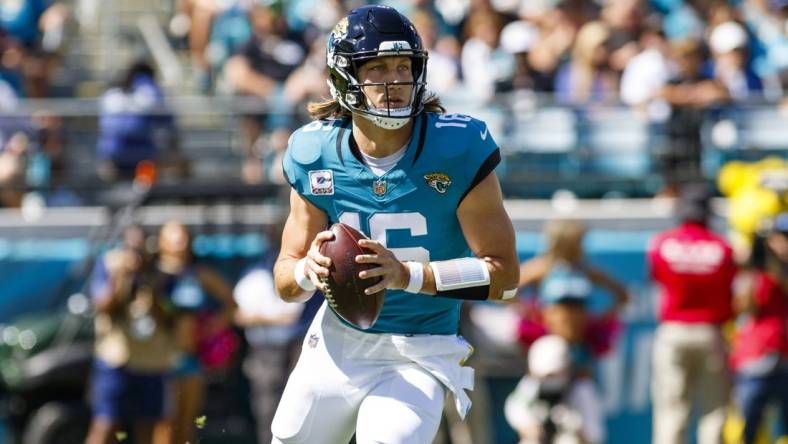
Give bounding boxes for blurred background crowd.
[0,0,786,205]
[1,0,788,443]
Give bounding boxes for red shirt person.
[729,217,788,444]
[647,183,736,444]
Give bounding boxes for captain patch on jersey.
[309,170,334,195]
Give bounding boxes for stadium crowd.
[0,0,787,206]
[1,1,788,444]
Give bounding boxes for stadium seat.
[702,106,788,178]
[582,107,653,178]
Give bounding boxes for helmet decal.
[332,17,349,40]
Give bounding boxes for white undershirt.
[359,144,408,177]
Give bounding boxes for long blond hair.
[306,92,446,121]
[569,21,612,103]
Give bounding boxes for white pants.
[271,303,474,444]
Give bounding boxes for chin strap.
[361,112,410,130]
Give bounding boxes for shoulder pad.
[427,113,493,159]
[287,120,345,166]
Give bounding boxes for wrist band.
[404,261,424,293]
[501,288,517,300]
[294,257,316,291]
[430,257,490,291]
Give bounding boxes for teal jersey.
[283,112,500,335]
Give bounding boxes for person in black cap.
[647,183,737,444]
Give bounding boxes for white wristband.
[405,261,424,294]
[294,257,316,291]
[501,288,517,300]
[430,257,490,292]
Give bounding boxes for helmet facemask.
[326,11,429,130]
[328,46,428,130]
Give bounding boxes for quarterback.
[271,5,519,443]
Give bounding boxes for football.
[319,223,385,330]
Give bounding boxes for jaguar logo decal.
[332,17,348,39]
[424,173,452,194]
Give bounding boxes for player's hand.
[355,239,409,294]
[305,230,334,292]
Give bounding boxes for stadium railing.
[1,95,786,203]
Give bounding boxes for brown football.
[319,223,385,330]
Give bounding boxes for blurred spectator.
[283,34,329,120]
[410,8,460,95]
[171,0,217,91]
[647,183,736,444]
[152,221,238,444]
[96,61,182,182]
[224,1,304,184]
[497,19,554,92]
[283,0,344,43]
[0,0,66,51]
[0,0,68,97]
[657,39,729,195]
[518,219,629,374]
[504,334,606,444]
[170,0,253,93]
[729,215,788,444]
[522,1,587,91]
[85,224,179,444]
[658,0,706,42]
[232,223,303,444]
[741,0,788,98]
[554,21,619,104]
[0,30,27,98]
[703,1,743,34]
[707,21,764,101]
[460,9,507,103]
[599,0,645,76]
[620,22,672,120]
[0,132,29,207]
[29,110,65,188]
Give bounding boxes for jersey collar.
[339,114,427,202]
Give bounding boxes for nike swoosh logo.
[480,127,488,140]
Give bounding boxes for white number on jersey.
[339,212,430,262]
[435,114,472,129]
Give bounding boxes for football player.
[271,5,519,443]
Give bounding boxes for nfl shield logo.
[308,334,319,348]
[373,179,387,196]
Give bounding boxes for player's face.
[356,56,414,110]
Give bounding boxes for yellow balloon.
[718,161,747,197]
[718,161,764,197]
[729,187,781,236]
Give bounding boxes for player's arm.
[449,171,519,300]
[273,188,332,303]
